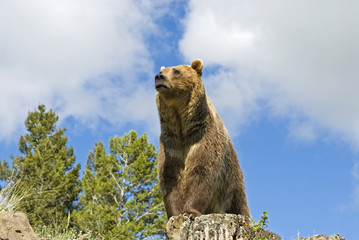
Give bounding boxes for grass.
[35,226,99,240]
[0,180,28,213]
[0,181,99,240]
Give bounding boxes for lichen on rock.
[297,234,345,240]
[165,213,279,240]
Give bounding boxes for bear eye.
[173,68,180,75]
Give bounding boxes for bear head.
[155,59,204,99]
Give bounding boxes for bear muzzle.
[155,73,169,91]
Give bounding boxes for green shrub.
[246,212,269,240]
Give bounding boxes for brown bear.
[155,59,250,219]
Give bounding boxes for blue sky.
[1,0,359,239]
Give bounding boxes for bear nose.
[155,73,165,81]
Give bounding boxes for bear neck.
[158,88,211,141]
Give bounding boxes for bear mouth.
[155,84,169,91]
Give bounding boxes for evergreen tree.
[0,159,11,189]
[12,104,80,230]
[74,130,166,239]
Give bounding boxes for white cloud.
[288,121,317,143]
[180,0,359,147]
[0,0,166,140]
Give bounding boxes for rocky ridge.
[0,210,345,240]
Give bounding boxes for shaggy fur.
[155,59,250,218]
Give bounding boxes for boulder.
[165,213,280,240]
[296,234,345,240]
[0,210,39,240]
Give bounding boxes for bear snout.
[155,73,166,81]
[155,73,169,91]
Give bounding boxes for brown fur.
[155,59,250,218]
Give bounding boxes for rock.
[78,233,104,240]
[165,213,280,240]
[262,230,281,240]
[95,234,104,240]
[297,234,345,240]
[0,210,39,240]
[78,234,89,240]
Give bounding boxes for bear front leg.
[182,166,215,217]
[182,146,220,217]
[162,187,184,218]
[159,159,185,218]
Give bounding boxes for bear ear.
[161,66,165,71]
[191,59,203,76]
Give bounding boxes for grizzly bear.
[155,59,250,219]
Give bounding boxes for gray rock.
[297,234,345,240]
[165,213,280,240]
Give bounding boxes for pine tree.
[74,130,166,239]
[0,159,11,190]
[12,104,80,230]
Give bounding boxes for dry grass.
[0,180,29,213]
